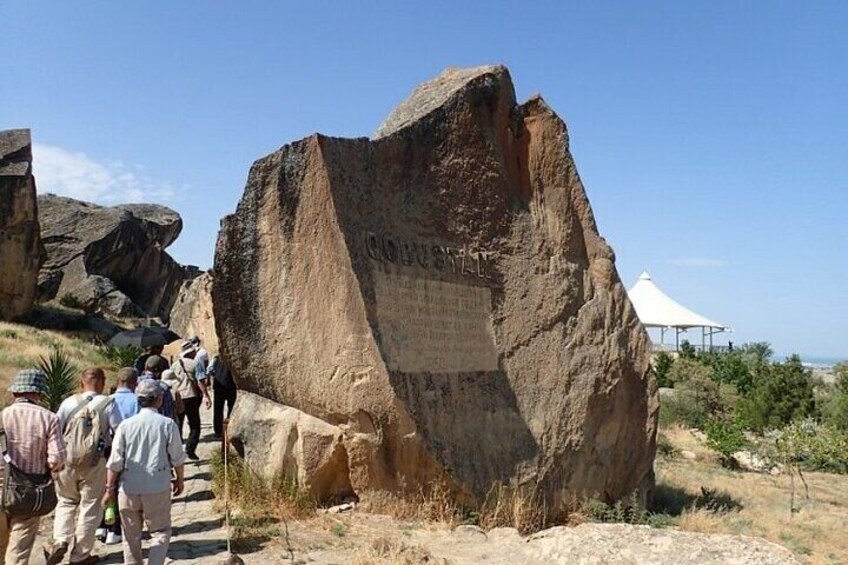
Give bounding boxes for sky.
[2,2,846,361]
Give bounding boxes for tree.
[826,362,848,431]
[738,355,816,432]
[652,352,674,388]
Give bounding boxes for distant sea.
[796,355,846,369]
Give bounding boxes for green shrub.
[737,355,816,432]
[37,348,78,411]
[759,420,848,475]
[700,351,754,394]
[823,363,848,432]
[581,492,650,525]
[0,329,19,340]
[101,345,142,370]
[660,361,737,429]
[652,352,674,388]
[656,432,678,458]
[679,340,697,360]
[705,418,747,467]
[59,294,84,310]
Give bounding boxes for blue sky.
[3,2,846,360]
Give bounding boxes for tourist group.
[0,336,238,565]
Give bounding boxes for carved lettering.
[365,231,494,280]
[374,272,498,373]
[399,240,415,266]
[365,232,382,261]
[432,245,446,270]
[381,234,398,263]
[414,242,429,268]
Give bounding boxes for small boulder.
[227,391,355,502]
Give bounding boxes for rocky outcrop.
[0,129,43,320]
[214,65,657,514]
[228,392,354,501]
[37,194,195,320]
[169,271,218,354]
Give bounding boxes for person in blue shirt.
[112,368,140,421]
[95,367,140,546]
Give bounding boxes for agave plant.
[101,344,143,369]
[37,348,79,412]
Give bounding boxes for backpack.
[0,410,58,517]
[63,395,112,469]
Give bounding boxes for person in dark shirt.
[133,345,164,375]
[207,356,237,438]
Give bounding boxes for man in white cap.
[2,369,66,564]
[102,379,186,565]
[171,341,210,460]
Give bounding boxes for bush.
[37,348,78,411]
[700,350,754,394]
[652,352,674,388]
[679,340,697,360]
[101,345,143,370]
[737,355,816,432]
[823,362,848,432]
[705,418,747,467]
[660,360,737,429]
[759,420,848,475]
[656,432,678,458]
[59,294,84,310]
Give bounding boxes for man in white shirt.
[103,379,186,565]
[48,367,122,565]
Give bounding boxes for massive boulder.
[0,129,43,320]
[215,65,657,511]
[38,194,196,320]
[169,271,218,354]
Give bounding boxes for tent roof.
[627,271,729,330]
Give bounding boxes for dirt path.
[33,407,233,564]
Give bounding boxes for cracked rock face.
[37,194,194,320]
[0,129,43,320]
[215,65,657,512]
[169,271,218,354]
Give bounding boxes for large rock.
[214,65,657,513]
[37,194,195,320]
[0,129,43,320]
[169,271,218,354]
[228,391,354,501]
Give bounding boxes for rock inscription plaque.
[374,271,498,373]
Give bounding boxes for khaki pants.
[119,490,172,565]
[54,462,107,562]
[0,512,40,565]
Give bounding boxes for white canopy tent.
[627,271,730,351]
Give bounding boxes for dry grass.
[0,320,112,404]
[357,483,464,529]
[478,483,550,534]
[347,537,432,565]
[659,425,848,564]
[210,449,316,552]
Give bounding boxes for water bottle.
[104,500,118,525]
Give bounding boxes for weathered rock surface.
[37,194,195,320]
[169,271,218,354]
[228,391,354,501]
[406,523,798,565]
[0,129,43,320]
[214,65,657,513]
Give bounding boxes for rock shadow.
[651,483,743,516]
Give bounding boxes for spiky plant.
[101,345,143,369]
[37,348,79,412]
